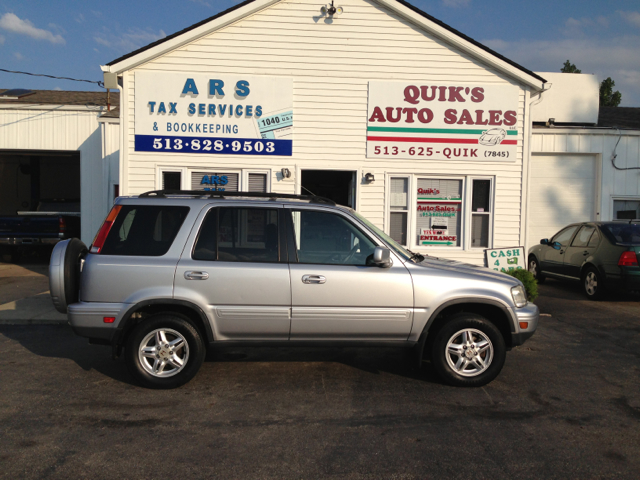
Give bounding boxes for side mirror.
[552,241,562,250]
[372,246,392,268]
[540,239,549,245]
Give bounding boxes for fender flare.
[416,297,516,363]
[114,299,215,345]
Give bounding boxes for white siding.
[119,0,531,265]
[532,129,640,222]
[0,108,112,243]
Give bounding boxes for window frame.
[156,166,187,190]
[467,176,495,250]
[612,196,640,220]
[285,205,381,266]
[242,169,272,193]
[385,175,411,247]
[191,205,287,264]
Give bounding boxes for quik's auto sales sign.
[134,72,292,156]
[367,81,519,161]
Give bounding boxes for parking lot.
[1,260,639,479]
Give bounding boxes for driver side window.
[552,226,579,246]
[291,210,376,265]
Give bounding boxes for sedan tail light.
[90,205,122,254]
[618,251,639,267]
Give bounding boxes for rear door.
[174,204,291,341]
[286,206,414,340]
[564,225,597,278]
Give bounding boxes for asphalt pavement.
[1,261,639,479]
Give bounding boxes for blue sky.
[1,0,639,106]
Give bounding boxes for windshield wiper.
[408,250,425,262]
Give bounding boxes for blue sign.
[134,135,292,156]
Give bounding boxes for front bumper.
[68,301,127,342]
[511,302,539,347]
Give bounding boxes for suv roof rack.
[138,190,337,206]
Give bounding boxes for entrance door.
[301,170,356,208]
[286,206,414,340]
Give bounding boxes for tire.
[528,255,545,284]
[125,314,206,389]
[582,266,605,300]
[430,313,506,387]
[49,238,87,313]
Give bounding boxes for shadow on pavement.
[1,324,442,388]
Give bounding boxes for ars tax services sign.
[134,72,292,156]
[367,81,519,161]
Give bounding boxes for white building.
[2,0,638,264]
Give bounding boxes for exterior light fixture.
[281,168,291,179]
[364,173,375,183]
[547,117,555,127]
[321,1,343,16]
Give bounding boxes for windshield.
[351,210,414,261]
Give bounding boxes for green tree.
[561,60,581,73]
[599,77,622,107]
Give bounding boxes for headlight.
[511,285,527,308]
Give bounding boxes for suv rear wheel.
[430,313,506,387]
[125,314,206,389]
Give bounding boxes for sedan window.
[552,226,579,246]
[571,226,595,247]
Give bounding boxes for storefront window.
[416,178,462,247]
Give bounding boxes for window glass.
[571,226,595,247]
[613,200,640,220]
[601,224,640,245]
[193,207,279,262]
[162,171,181,190]
[552,226,579,246]
[291,210,376,265]
[416,178,462,247]
[389,177,408,245]
[588,230,600,248]
[102,205,189,256]
[472,180,491,212]
[471,214,489,247]
[389,212,407,245]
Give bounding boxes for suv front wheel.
[430,313,506,387]
[125,314,206,389]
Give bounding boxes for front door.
[540,225,579,275]
[174,205,291,341]
[286,207,414,340]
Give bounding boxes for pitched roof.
[0,88,119,108]
[598,107,640,130]
[105,0,545,87]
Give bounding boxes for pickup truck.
[0,200,80,261]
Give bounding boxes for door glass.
[290,210,376,265]
[588,230,600,247]
[571,226,595,247]
[193,207,279,262]
[552,226,579,246]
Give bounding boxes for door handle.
[302,274,326,284]
[185,271,209,280]
[583,250,589,256]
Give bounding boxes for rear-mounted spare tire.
[49,238,87,314]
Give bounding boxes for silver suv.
[50,191,538,389]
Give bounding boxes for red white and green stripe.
[367,126,518,145]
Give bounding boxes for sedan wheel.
[582,267,605,300]
[528,256,545,283]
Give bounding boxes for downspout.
[522,82,551,256]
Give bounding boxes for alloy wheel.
[138,328,190,378]
[445,328,494,377]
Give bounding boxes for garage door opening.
[301,170,356,208]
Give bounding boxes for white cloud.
[442,0,471,6]
[0,13,65,44]
[94,27,166,52]
[482,35,640,106]
[618,10,640,27]
[75,13,85,24]
[189,0,212,6]
[13,51,23,60]
[0,34,4,45]
[53,86,62,91]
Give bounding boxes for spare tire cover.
[49,238,87,314]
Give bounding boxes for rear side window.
[101,205,189,256]
[193,207,280,262]
[601,224,640,245]
[571,226,595,247]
